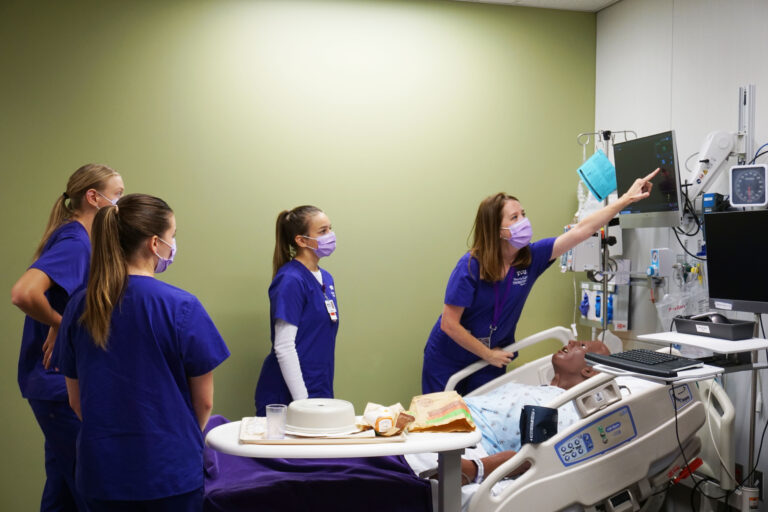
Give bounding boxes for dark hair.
[272,205,322,277]
[34,164,120,259]
[81,194,173,348]
[469,193,531,282]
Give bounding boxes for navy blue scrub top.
[18,221,90,401]
[58,276,230,501]
[254,260,339,413]
[424,237,557,372]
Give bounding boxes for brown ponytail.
[81,194,173,348]
[272,205,322,277]
[34,163,120,259]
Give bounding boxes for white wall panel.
[596,0,768,505]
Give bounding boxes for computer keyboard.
[585,349,703,378]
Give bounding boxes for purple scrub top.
[58,275,230,500]
[18,221,90,401]
[422,237,556,393]
[254,260,339,414]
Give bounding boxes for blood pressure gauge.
[729,164,768,207]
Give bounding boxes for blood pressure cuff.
[519,405,558,446]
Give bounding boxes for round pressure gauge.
[729,165,768,207]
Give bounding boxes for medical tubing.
[671,383,729,504]
[735,403,768,492]
[671,384,716,499]
[672,228,706,261]
[723,412,768,506]
[572,274,578,329]
[684,151,699,173]
[674,189,701,237]
[671,384,714,508]
[750,150,768,165]
[690,475,721,510]
[751,143,768,163]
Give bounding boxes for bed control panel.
[555,406,637,467]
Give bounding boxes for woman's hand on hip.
[42,326,58,370]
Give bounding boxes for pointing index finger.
[644,167,661,182]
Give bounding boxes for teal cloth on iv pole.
[577,149,617,201]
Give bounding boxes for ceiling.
[453,0,621,13]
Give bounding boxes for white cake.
[285,398,357,435]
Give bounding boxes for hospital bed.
[203,327,733,512]
[439,326,733,512]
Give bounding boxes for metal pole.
[747,314,760,487]
[600,131,610,336]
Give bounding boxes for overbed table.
[206,421,482,512]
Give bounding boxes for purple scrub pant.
[28,399,86,512]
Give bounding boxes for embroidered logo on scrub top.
[328,285,336,298]
[512,270,528,286]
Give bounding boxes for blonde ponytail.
[272,205,321,278]
[34,164,120,259]
[34,194,73,259]
[81,206,126,348]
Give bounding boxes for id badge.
[479,325,497,348]
[325,299,338,322]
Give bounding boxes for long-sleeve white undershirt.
[273,269,323,401]
[274,319,307,400]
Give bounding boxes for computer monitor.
[613,130,683,228]
[704,209,768,315]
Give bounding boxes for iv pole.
[576,130,636,338]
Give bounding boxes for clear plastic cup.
[266,404,287,439]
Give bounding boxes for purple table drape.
[204,415,432,512]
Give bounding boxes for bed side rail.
[696,378,736,490]
[445,326,572,394]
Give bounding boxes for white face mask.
[96,191,119,207]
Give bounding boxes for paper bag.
[407,391,476,433]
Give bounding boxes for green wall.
[0,0,595,506]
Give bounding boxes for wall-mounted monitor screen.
[613,130,683,228]
[704,209,768,315]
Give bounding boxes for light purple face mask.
[503,218,532,249]
[303,231,336,258]
[154,237,176,273]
